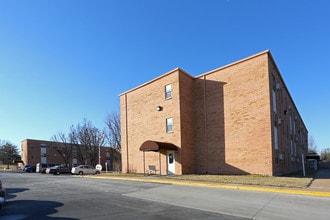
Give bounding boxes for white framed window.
[165,84,172,99]
[166,118,173,133]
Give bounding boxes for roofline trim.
[119,67,193,96]
[196,49,270,78]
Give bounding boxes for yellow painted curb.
[89,175,330,198]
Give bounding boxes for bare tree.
[320,148,330,161]
[51,132,73,168]
[75,119,105,166]
[68,125,82,166]
[105,112,121,150]
[68,125,88,165]
[308,135,318,153]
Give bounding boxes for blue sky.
[0,0,329,152]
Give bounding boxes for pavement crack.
[251,194,278,219]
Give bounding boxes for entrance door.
[167,151,175,175]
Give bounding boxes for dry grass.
[101,170,316,189]
[163,174,313,188]
[0,165,17,170]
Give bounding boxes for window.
[274,125,278,150]
[72,146,77,158]
[166,118,173,133]
[272,90,277,113]
[168,153,174,163]
[165,84,172,99]
[293,115,296,134]
[289,115,293,135]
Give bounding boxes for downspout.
[203,75,208,173]
[125,93,129,173]
[143,151,145,175]
[159,150,161,176]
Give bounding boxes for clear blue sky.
[0,0,329,152]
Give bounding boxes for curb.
[88,175,330,198]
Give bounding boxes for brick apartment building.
[120,50,308,176]
[21,139,121,171]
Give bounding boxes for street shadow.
[4,188,29,200]
[0,200,78,220]
[1,188,78,220]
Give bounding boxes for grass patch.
[163,174,313,188]
[101,172,145,178]
[100,170,315,189]
[0,165,18,170]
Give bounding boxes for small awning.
[140,140,178,152]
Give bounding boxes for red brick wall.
[194,52,273,175]
[120,69,183,174]
[268,56,308,175]
[21,139,118,170]
[120,51,308,175]
[178,71,196,174]
[21,139,60,166]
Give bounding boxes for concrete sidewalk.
[308,168,330,193]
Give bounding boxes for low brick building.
[21,139,121,171]
[120,50,308,176]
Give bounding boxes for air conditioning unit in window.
[276,83,282,90]
[279,154,284,160]
[278,118,282,125]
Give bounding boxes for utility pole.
[98,135,104,165]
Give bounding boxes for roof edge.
[119,50,271,96]
[119,67,192,96]
[196,50,270,78]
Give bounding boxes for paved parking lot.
[0,172,245,220]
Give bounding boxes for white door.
[167,151,175,175]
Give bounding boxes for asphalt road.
[0,172,329,220]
